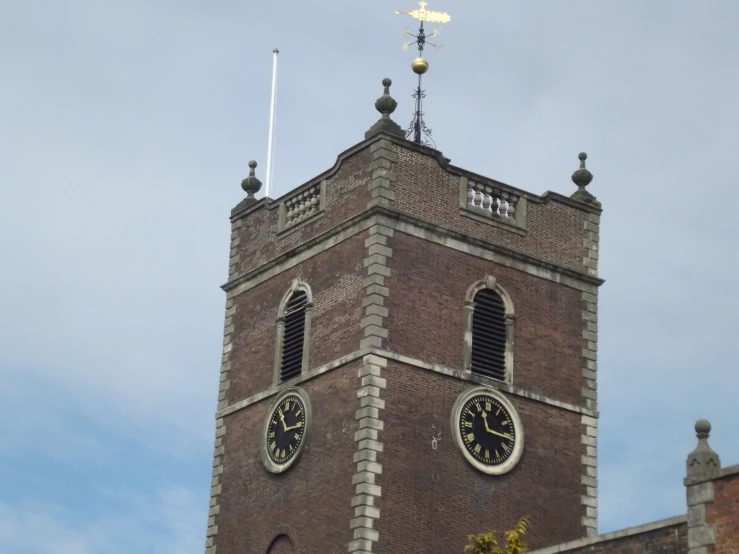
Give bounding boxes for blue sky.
[1,1,738,552]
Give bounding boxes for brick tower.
[203,78,603,554]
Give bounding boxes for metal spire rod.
[265,48,279,198]
[396,1,450,147]
[411,21,428,145]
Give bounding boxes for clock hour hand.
[481,411,513,440]
[278,408,288,432]
[480,410,493,433]
[284,421,303,432]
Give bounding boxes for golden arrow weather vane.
[397,0,450,51]
[394,0,451,146]
[396,0,451,24]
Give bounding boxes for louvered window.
[470,289,507,381]
[280,291,308,381]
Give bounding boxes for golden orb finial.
[412,57,429,74]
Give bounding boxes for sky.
[1,1,738,552]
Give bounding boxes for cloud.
[0,486,204,554]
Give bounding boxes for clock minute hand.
[284,421,303,432]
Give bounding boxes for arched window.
[470,288,507,380]
[266,534,295,554]
[274,280,313,384]
[464,276,515,383]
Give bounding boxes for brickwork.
[215,362,360,553]
[205,127,606,553]
[391,145,598,274]
[709,467,739,554]
[226,235,365,403]
[231,145,373,278]
[380,360,583,552]
[385,232,584,406]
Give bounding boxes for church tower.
[203,15,603,553]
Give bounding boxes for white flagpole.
[265,48,279,198]
[269,92,277,194]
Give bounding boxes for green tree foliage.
[464,516,531,554]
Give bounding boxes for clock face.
[453,388,523,474]
[265,394,307,465]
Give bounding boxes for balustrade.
[284,184,321,228]
[466,180,518,220]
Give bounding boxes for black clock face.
[458,394,517,467]
[266,395,306,465]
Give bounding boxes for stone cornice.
[215,347,597,420]
[222,206,605,295]
[373,207,605,287]
[529,515,687,554]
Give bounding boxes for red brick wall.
[558,522,687,553]
[391,146,592,273]
[385,232,584,406]
[233,147,372,277]
[212,135,601,554]
[377,361,583,553]
[216,362,361,554]
[708,470,739,554]
[227,233,366,403]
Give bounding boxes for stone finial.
[365,78,406,140]
[570,152,601,207]
[375,78,398,118]
[241,160,262,205]
[686,419,721,481]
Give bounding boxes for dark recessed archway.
[266,533,295,554]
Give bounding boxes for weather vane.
[396,0,451,146]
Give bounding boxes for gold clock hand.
[488,429,513,440]
[278,408,287,432]
[284,421,304,432]
[481,411,512,440]
[480,411,494,433]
